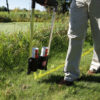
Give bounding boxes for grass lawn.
[0,22,50,34]
[1,47,100,100]
[0,19,69,34]
[0,21,99,100]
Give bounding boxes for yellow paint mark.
[39,70,42,76]
[37,64,64,79]
[34,48,93,80]
[34,72,38,80]
[82,48,93,57]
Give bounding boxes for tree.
[44,0,69,14]
[0,6,8,11]
[57,0,66,13]
[23,8,28,12]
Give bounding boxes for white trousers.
[64,0,100,81]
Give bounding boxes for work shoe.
[58,77,82,86]
[59,79,74,86]
[87,70,96,75]
[87,68,100,75]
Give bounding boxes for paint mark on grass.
[34,48,93,80]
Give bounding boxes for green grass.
[0,10,56,22]
[0,20,68,34]
[0,22,30,34]
[0,11,30,22]
[1,49,100,100]
[0,20,98,100]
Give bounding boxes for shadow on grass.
[39,75,64,84]
[80,75,100,83]
[39,74,100,84]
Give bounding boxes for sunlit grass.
[0,19,98,100]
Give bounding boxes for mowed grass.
[0,21,68,34]
[1,49,100,100]
[0,22,100,100]
[0,22,50,34]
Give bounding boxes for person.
[60,0,100,85]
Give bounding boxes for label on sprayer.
[32,48,39,58]
[41,47,48,57]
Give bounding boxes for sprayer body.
[27,47,48,74]
[32,0,58,7]
[27,56,48,74]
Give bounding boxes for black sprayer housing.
[27,57,38,74]
[36,0,58,7]
[39,56,48,70]
[32,0,58,8]
[27,56,48,74]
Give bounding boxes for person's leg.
[89,50,100,72]
[88,0,100,73]
[64,0,88,82]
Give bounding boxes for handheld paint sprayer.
[27,0,58,74]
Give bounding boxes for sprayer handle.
[32,0,36,8]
